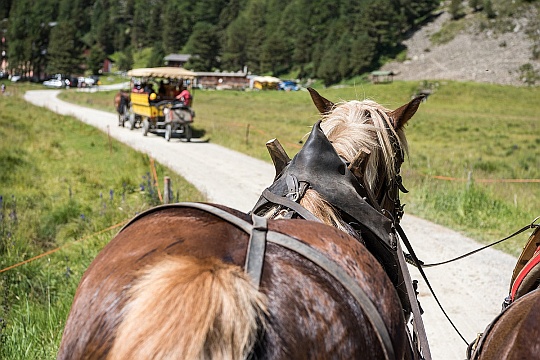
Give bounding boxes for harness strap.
[122,203,394,359]
[265,228,395,360]
[467,296,515,360]
[262,189,322,222]
[395,236,431,360]
[245,214,268,288]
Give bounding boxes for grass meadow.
[0,79,537,358]
[0,85,205,358]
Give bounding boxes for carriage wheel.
[129,113,136,130]
[142,119,150,136]
[184,124,192,142]
[165,124,172,142]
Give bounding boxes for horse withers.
[58,89,424,359]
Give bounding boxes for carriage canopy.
[127,67,197,80]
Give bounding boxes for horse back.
[261,219,407,359]
[58,204,406,359]
[474,289,540,360]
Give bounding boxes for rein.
[417,217,540,268]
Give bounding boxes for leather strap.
[397,223,468,348]
[245,214,268,288]
[396,236,431,360]
[262,189,322,222]
[266,229,395,360]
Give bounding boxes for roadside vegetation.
[0,90,205,358]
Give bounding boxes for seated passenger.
[144,83,155,94]
[132,81,144,93]
[175,88,192,107]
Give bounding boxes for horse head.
[254,88,424,236]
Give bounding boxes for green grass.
[60,80,540,255]
[0,91,205,358]
[430,17,469,45]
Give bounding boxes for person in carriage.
[175,87,192,107]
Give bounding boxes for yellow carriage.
[126,67,196,141]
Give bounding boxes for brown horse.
[114,90,130,126]
[468,225,540,359]
[58,89,424,359]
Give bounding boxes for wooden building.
[370,71,395,84]
[195,68,250,90]
[164,54,192,68]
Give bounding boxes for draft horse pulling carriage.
[115,67,196,142]
[60,88,430,359]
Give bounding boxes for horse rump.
[58,255,267,360]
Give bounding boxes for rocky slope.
[382,10,540,86]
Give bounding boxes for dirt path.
[25,90,520,360]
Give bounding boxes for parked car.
[278,80,300,91]
[10,75,21,82]
[65,77,79,88]
[43,78,64,88]
[78,76,99,87]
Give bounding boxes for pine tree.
[260,30,291,75]
[91,0,114,54]
[449,0,465,20]
[242,0,267,73]
[46,21,81,75]
[147,41,165,67]
[117,46,134,71]
[87,43,106,74]
[6,0,31,74]
[221,16,249,71]
[162,1,184,54]
[183,22,220,71]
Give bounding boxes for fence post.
[164,176,171,204]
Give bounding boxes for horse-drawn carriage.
[118,67,196,142]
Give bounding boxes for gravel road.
[25,89,520,360]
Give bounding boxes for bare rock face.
[382,11,540,87]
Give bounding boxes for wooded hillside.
[1,0,538,85]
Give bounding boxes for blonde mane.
[320,99,407,191]
[275,99,408,237]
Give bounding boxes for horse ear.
[388,96,424,130]
[307,87,335,114]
